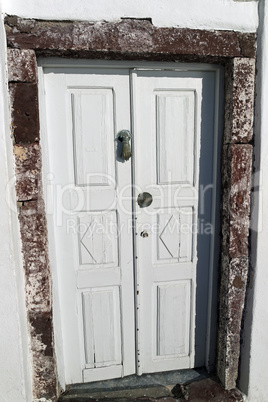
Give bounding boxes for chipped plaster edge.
[0,12,32,402]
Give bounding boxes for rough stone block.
[229,144,252,257]
[217,257,249,390]
[19,199,51,312]
[238,32,258,59]
[5,16,256,60]
[9,82,39,143]
[29,310,57,401]
[7,48,37,82]
[221,144,252,258]
[218,143,252,389]
[173,377,243,401]
[14,143,41,201]
[224,58,255,144]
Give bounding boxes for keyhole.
[140,230,149,238]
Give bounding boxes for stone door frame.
[5,15,256,401]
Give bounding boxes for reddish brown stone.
[29,311,57,401]
[173,377,243,401]
[29,311,54,357]
[19,199,51,312]
[238,32,257,59]
[14,143,41,201]
[232,276,244,289]
[9,82,39,143]
[217,257,249,389]
[7,48,37,82]
[19,199,56,398]
[219,143,252,389]
[221,146,232,258]
[5,16,256,60]
[224,58,255,144]
[221,144,252,259]
[229,144,252,258]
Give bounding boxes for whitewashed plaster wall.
[0,0,265,401]
[239,1,268,401]
[2,0,258,32]
[0,7,32,402]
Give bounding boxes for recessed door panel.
[156,282,191,357]
[82,287,122,368]
[71,88,116,187]
[156,207,193,263]
[78,211,119,267]
[156,91,195,185]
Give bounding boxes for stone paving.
[58,370,243,401]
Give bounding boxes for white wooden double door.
[42,64,217,385]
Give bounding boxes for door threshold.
[59,368,209,401]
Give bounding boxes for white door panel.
[43,68,135,383]
[132,70,215,373]
[42,64,218,384]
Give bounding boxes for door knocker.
[117,130,132,161]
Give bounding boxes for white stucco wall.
[0,9,31,402]
[3,0,258,32]
[239,1,268,401]
[1,0,266,401]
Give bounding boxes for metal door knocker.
[137,192,153,208]
[117,130,132,161]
